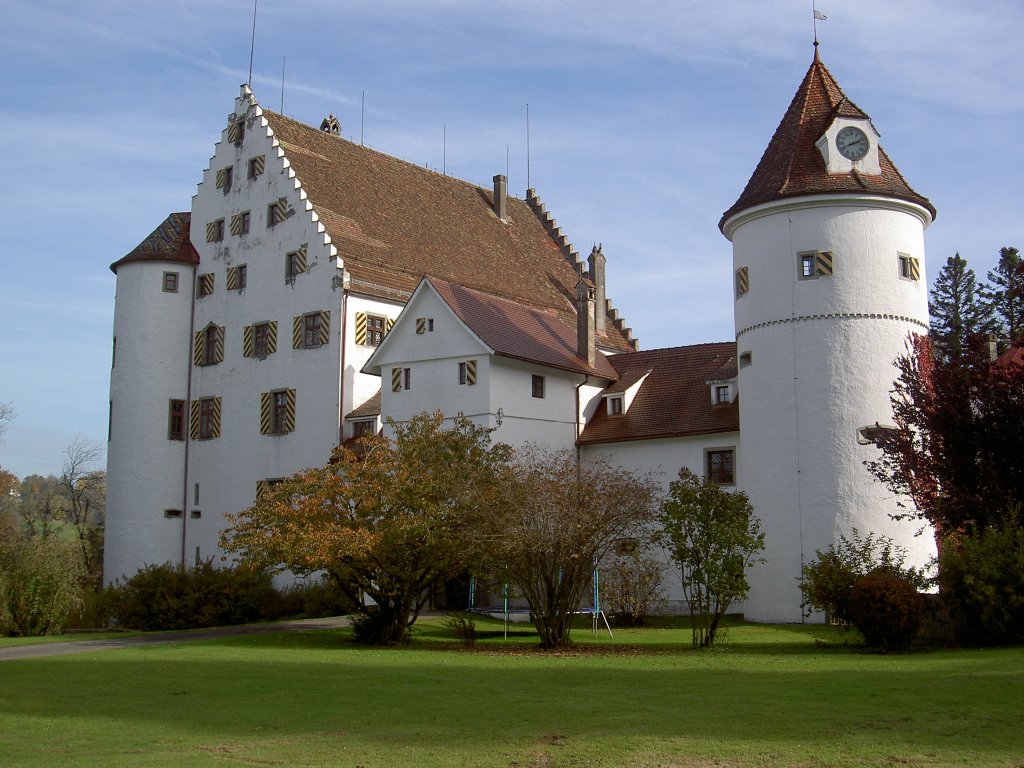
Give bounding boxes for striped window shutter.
[354,312,367,345]
[260,392,271,435]
[210,398,222,438]
[255,480,267,500]
[206,221,219,242]
[385,318,395,335]
[816,251,834,276]
[318,311,330,345]
[292,316,303,349]
[466,359,477,385]
[230,214,243,237]
[227,120,243,145]
[243,325,253,357]
[190,400,201,439]
[391,368,402,392]
[416,318,426,334]
[736,267,749,295]
[909,257,920,281]
[294,246,307,274]
[193,331,203,366]
[216,168,230,189]
[250,155,265,177]
[275,197,288,222]
[215,326,225,363]
[226,266,239,290]
[199,273,214,296]
[284,389,296,432]
[267,321,278,354]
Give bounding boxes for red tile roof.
[993,344,1024,370]
[262,110,636,352]
[578,342,739,444]
[720,48,935,230]
[110,212,199,273]
[427,277,619,379]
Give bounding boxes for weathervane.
[812,2,827,47]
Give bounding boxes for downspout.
[180,263,198,569]
[575,373,590,476]
[338,282,349,445]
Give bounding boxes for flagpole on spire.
[812,2,827,48]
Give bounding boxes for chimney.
[588,243,606,335]
[988,333,999,362]
[576,279,596,367]
[493,174,508,222]
[320,114,341,135]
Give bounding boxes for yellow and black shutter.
[243,325,253,358]
[465,359,477,385]
[354,312,367,345]
[816,251,834,277]
[318,311,330,345]
[292,316,303,349]
[416,318,426,334]
[736,266,749,296]
[391,368,402,392]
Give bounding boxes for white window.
[714,385,731,404]
[798,250,834,280]
[607,396,624,415]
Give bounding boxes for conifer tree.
[928,253,993,363]
[978,246,1023,347]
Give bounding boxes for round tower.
[105,213,198,584]
[720,48,937,622]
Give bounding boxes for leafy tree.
[600,542,666,627]
[928,253,993,364]
[58,437,105,585]
[657,468,765,648]
[978,246,1024,347]
[222,413,508,645]
[867,334,1024,539]
[481,448,659,649]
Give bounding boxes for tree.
[978,246,1024,347]
[867,333,1024,539]
[0,402,12,444]
[481,448,659,649]
[657,468,765,648]
[929,253,993,364]
[58,437,106,585]
[221,413,508,645]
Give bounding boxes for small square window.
[706,449,735,485]
[216,166,232,193]
[190,510,202,520]
[798,250,833,280]
[364,315,386,347]
[286,251,305,280]
[532,374,545,399]
[352,420,375,438]
[739,352,752,368]
[715,385,731,404]
[248,155,265,179]
[164,509,183,519]
[163,272,179,293]
[608,396,624,415]
[268,201,286,227]
[206,219,225,243]
[197,272,214,298]
[898,252,920,281]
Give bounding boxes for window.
[706,449,735,485]
[228,119,244,145]
[194,324,224,366]
[163,509,183,519]
[268,198,287,227]
[798,250,833,280]
[285,248,307,281]
[458,360,477,385]
[253,321,274,358]
[292,311,330,349]
[230,211,251,236]
[739,352,752,368]
[608,395,624,415]
[248,155,265,179]
[898,252,920,281]
[191,397,221,440]
[736,266,749,297]
[227,264,246,291]
[261,389,296,435]
[215,166,232,193]
[273,390,290,434]
[391,367,411,392]
[111,336,116,368]
[356,313,387,346]
[163,272,179,293]
[532,374,545,399]
[714,385,731,404]
[197,272,214,298]
[416,317,434,334]
[190,510,202,520]
[404,367,411,390]
[352,420,375,438]
[168,399,185,441]
[194,483,200,505]
[206,219,225,243]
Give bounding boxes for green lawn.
[1,618,1021,767]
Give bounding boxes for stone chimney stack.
[493,174,508,222]
[576,279,596,367]
[588,243,606,335]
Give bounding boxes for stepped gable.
[110,212,199,273]
[578,342,738,445]
[720,48,936,230]
[262,110,636,352]
[428,277,619,379]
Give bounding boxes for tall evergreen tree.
[978,246,1023,347]
[929,253,993,363]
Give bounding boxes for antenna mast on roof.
[443,124,447,176]
[247,0,258,87]
[280,57,285,113]
[361,91,365,146]
[526,102,531,191]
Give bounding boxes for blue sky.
[1,0,1021,478]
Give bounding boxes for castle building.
[106,49,935,620]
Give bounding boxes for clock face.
[836,126,870,161]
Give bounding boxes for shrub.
[801,529,928,625]
[0,532,86,636]
[939,508,1024,646]
[601,545,665,627]
[263,576,358,621]
[441,611,477,647]
[848,569,923,652]
[107,560,275,631]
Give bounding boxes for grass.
[1,617,1022,767]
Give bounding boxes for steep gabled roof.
[578,342,739,444]
[346,390,381,419]
[262,110,636,352]
[720,48,935,229]
[428,277,619,379]
[110,212,199,273]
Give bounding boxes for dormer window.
[607,396,624,416]
[714,385,731,405]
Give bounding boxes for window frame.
[271,390,290,435]
[531,374,545,399]
[303,313,322,348]
[162,271,179,293]
[705,448,736,486]
[168,399,185,441]
[898,252,920,281]
[199,398,217,440]
[238,210,250,235]
[366,314,385,347]
[247,155,264,179]
[254,321,271,358]
[351,419,376,438]
[798,250,833,280]
[403,367,411,391]
[608,395,624,415]
[714,384,731,405]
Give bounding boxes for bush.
[107,560,275,631]
[263,576,358,621]
[939,509,1024,646]
[601,545,665,627]
[848,570,923,652]
[441,611,477,647]
[801,529,928,625]
[0,532,86,636]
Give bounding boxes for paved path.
[0,616,352,661]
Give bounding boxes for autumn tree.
[929,253,993,364]
[480,447,659,649]
[221,413,508,645]
[978,246,1023,347]
[657,468,765,648]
